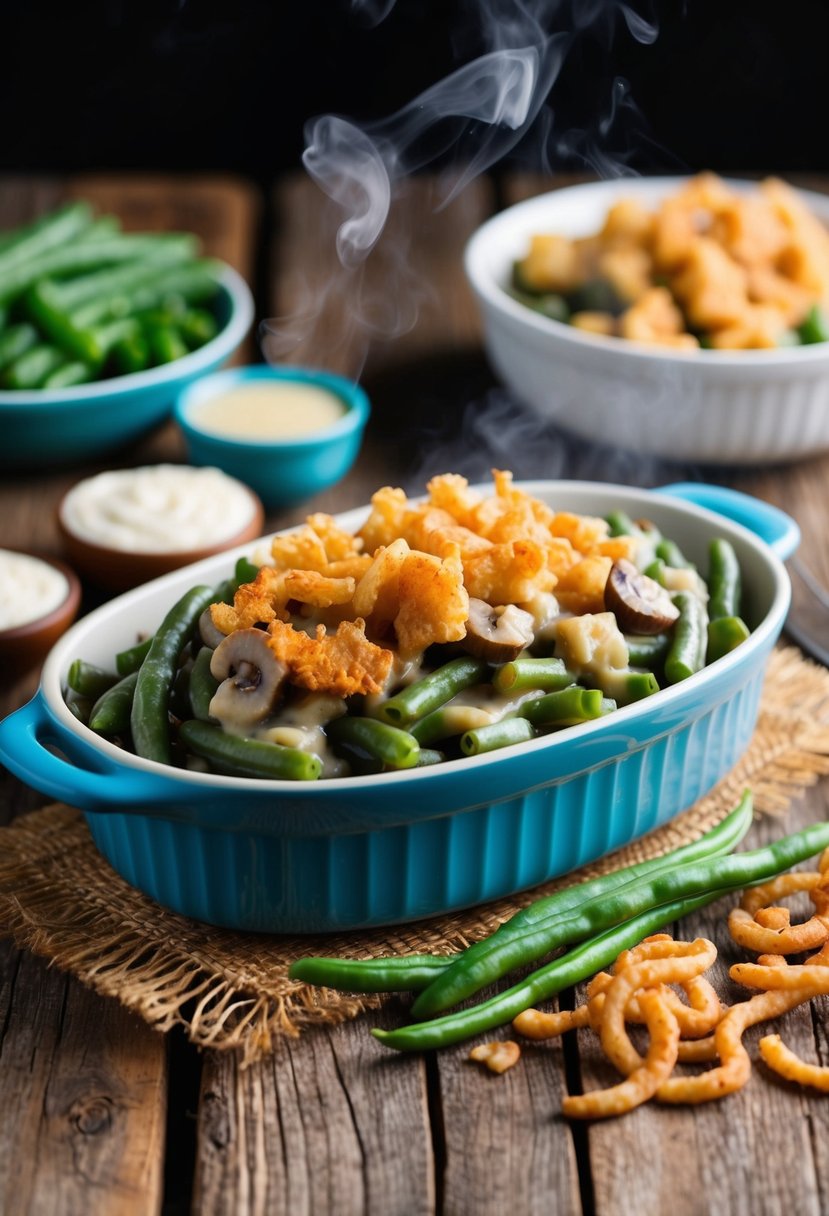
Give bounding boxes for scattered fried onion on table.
[506,858,829,1118]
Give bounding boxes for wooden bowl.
[57,472,265,592]
[0,552,82,677]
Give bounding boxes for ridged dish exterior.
[85,666,764,932]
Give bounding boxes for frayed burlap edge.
[2,644,829,1067]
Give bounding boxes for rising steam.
[261,0,660,375]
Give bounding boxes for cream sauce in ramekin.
[191,381,346,439]
[60,464,257,553]
[0,550,69,629]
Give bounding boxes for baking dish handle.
[0,693,203,815]
[656,482,800,561]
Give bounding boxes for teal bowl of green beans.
[0,480,797,933]
[0,201,254,468]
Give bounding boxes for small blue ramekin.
[173,365,370,508]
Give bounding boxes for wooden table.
[1,172,829,1216]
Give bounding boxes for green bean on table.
[288,792,754,998]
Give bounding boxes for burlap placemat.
[2,644,829,1066]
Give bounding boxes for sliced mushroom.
[208,628,287,729]
[604,559,680,635]
[198,606,227,650]
[462,598,535,663]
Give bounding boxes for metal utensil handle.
[657,482,800,560]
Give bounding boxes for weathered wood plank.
[0,940,168,1216]
[194,1004,433,1216]
[435,987,582,1216]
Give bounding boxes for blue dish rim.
[174,363,371,452]
[0,265,254,407]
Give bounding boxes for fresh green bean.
[707,615,751,662]
[89,672,139,735]
[3,344,66,389]
[179,719,322,780]
[178,308,219,348]
[115,636,153,676]
[326,716,420,769]
[111,332,150,375]
[42,360,94,389]
[0,201,92,276]
[386,815,829,1048]
[290,953,453,992]
[189,646,219,721]
[492,656,573,694]
[376,657,489,726]
[0,233,198,308]
[375,890,738,1052]
[519,686,604,727]
[146,321,188,365]
[664,592,708,684]
[65,695,94,725]
[460,717,535,756]
[0,323,38,372]
[708,537,741,621]
[67,659,119,699]
[131,584,216,764]
[624,632,670,668]
[25,281,103,363]
[290,794,754,1001]
[410,792,764,1018]
[52,244,199,310]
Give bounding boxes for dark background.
[2,0,825,181]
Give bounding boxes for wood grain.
[0,940,167,1216]
[194,1005,433,1216]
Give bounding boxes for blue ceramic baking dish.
[0,481,797,933]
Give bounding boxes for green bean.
[655,537,694,569]
[290,953,453,992]
[798,304,829,345]
[178,307,219,348]
[605,509,639,537]
[146,321,188,365]
[707,537,741,621]
[0,201,92,276]
[42,360,94,389]
[519,686,604,727]
[3,344,66,389]
[0,233,198,308]
[235,556,260,585]
[410,705,492,746]
[179,719,322,781]
[67,659,119,699]
[664,591,708,684]
[492,656,573,694]
[624,632,670,668]
[0,323,38,372]
[707,615,751,663]
[111,332,150,375]
[115,636,153,676]
[643,557,666,585]
[88,672,139,735]
[25,281,103,363]
[460,717,535,756]
[375,890,737,1052]
[189,646,219,721]
[326,716,420,769]
[52,245,199,310]
[294,794,754,1000]
[65,695,94,725]
[409,791,763,1019]
[131,584,216,764]
[596,669,660,706]
[376,657,489,726]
